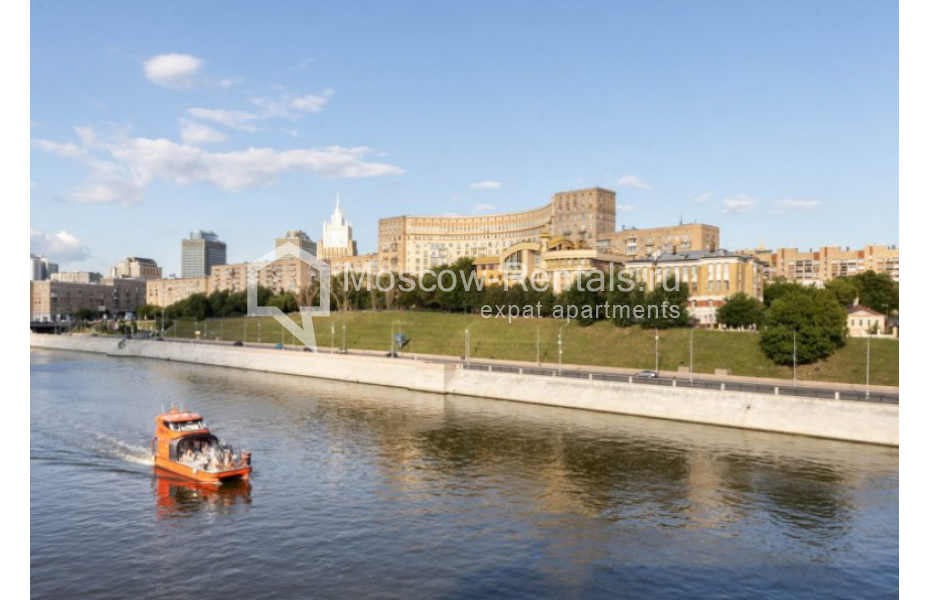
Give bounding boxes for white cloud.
[470,180,501,190]
[188,107,262,132]
[218,77,244,89]
[472,204,498,214]
[693,192,713,203]
[187,88,337,134]
[772,199,820,214]
[31,139,86,159]
[721,195,758,214]
[143,53,203,88]
[32,127,404,204]
[617,204,636,213]
[30,228,91,261]
[615,175,650,190]
[291,89,334,113]
[180,119,228,145]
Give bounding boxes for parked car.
[233,341,244,347]
[635,370,659,378]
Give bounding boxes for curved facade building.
[378,187,617,273]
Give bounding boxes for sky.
[30,0,899,275]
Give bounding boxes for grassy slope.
[167,310,899,387]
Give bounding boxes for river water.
[30,349,898,599]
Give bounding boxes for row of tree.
[139,260,897,368]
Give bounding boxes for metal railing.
[462,362,898,405]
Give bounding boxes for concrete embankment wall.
[31,334,898,447]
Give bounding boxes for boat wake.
[31,427,154,471]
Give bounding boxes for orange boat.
[151,408,252,485]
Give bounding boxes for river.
[30,349,898,599]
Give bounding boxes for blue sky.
[30,0,898,274]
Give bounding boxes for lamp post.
[465,326,471,366]
[258,322,262,345]
[342,323,347,353]
[792,329,797,388]
[654,327,659,375]
[866,330,871,399]
[331,323,335,354]
[558,324,567,375]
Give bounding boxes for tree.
[760,287,847,365]
[850,270,898,314]
[73,307,99,322]
[640,276,690,329]
[716,293,764,329]
[557,272,603,326]
[762,277,805,308]
[825,277,858,307]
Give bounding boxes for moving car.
[635,370,659,378]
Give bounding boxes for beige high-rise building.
[145,258,318,307]
[109,256,163,280]
[275,230,317,259]
[318,196,357,260]
[378,187,618,274]
[736,244,900,284]
[598,223,720,259]
[145,277,211,308]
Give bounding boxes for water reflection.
[153,470,252,519]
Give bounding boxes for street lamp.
[342,323,347,353]
[558,324,568,375]
[866,330,871,399]
[654,327,660,375]
[465,326,471,366]
[331,323,336,354]
[792,329,797,388]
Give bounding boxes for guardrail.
[462,362,898,405]
[139,335,900,406]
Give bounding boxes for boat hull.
[154,456,251,485]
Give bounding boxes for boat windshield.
[167,419,205,432]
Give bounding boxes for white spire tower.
[319,194,357,259]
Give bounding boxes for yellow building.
[328,253,379,274]
[472,235,627,293]
[627,250,765,326]
[378,187,617,274]
[597,223,720,259]
[737,244,900,284]
[145,258,318,307]
[847,304,886,338]
[145,277,211,307]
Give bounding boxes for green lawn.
[166,310,899,387]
